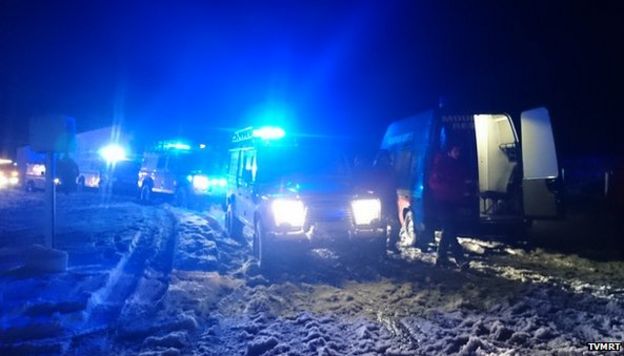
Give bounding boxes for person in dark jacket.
[57,154,79,194]
[428,144,470,268]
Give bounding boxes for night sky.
[1,0,623,158]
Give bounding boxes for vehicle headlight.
[209,177,228,188]
[0,175,7,186]
[192,175,210,191]
[189,175,226,191]
[351,198,381,226]
[272,199,306,227]
[9,176,18,185]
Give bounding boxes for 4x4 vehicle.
[137,141,226,207]
[225,126,387,267]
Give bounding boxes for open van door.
[521,107,561,218]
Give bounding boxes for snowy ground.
[1,189,624,355]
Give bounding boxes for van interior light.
[99,144,127,163]
[252,126,285,140]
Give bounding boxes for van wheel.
[139,183,153,204]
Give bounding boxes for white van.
[381,107,563,245]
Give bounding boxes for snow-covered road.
[1,190,624,355]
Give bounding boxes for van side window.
[229,150,241,185]
[241,150,257,184]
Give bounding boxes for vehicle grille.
[306,201,352,224]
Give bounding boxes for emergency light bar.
[153,140,193,151]
[253,127,285,140]
[232,126,286,143]
[164,142,191,150]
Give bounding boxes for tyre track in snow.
[0,194,180,355]
[97,205,624,356]
[71,205,179,352]
[192,237,624,355]
[118,208,248,356]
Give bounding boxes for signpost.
[44,152,57,248]
[29,115,76,249]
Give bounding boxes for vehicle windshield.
[256,143,351,183]
[168,151,222,174]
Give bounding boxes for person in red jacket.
[428,144,470,268]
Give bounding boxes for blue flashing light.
[189,175,227,191]
[252,126,285,140]
[164,142,192,151]
[99,144,127,163]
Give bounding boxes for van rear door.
[520,107,561,218]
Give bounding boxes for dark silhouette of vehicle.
[138,141,226,207]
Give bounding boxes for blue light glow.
[164,142,192,150]
[252,126,285,140]
[99,144,127,163]
[189,175,227,190]
[192,175,210,190]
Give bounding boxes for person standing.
[428,144,470,268]
[57,154,79,194]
